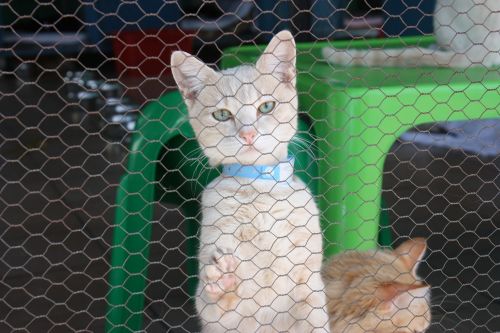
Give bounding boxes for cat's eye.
[212,109,232,121]
[258,101,276,114]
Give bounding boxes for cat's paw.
[202,248,239,299]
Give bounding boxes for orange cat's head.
[323,238,431,333]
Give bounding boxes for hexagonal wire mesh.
[0,0,499,332]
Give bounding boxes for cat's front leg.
[200,247,240,301]
[291,271,331,333]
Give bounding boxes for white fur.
[323,0,500,68]
[172,31,330,332]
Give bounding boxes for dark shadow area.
[384,124,500,332]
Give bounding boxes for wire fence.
[0,0,499,332]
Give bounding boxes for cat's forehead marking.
[199,64,282,109]
[216,65,265,103]
[221,65,259,83]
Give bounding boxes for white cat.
[323,0,500,68]
[171,31,330,332]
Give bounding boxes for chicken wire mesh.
[0,0,499,332]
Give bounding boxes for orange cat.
[323,238,431,333]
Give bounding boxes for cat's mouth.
[241,145,257,153]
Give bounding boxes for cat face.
[324,238,431,333]
[171,31,298,166]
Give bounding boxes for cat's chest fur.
[202,175,320,242]
[200,175,322,295]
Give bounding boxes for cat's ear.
[171,51,218,101]
[394,238,427,278]
[256,30,296,87]
[376,284,430,313]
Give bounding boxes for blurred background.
[0,0,498,332]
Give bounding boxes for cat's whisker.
[183,149,210,194]
[175,145,202,170]
[185,148,202,161]
[291,135,317,163]
[190,152,207,173]
[182,146,204,166]
[293,134,317,151]
[190,155,211,194]
[291,134,311,147]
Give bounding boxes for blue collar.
[222,156,295,182]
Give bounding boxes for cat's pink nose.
[239,129,256,145]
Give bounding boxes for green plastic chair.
[223,35,500,256]
[105,91,319,332]
[106,35,500,332]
